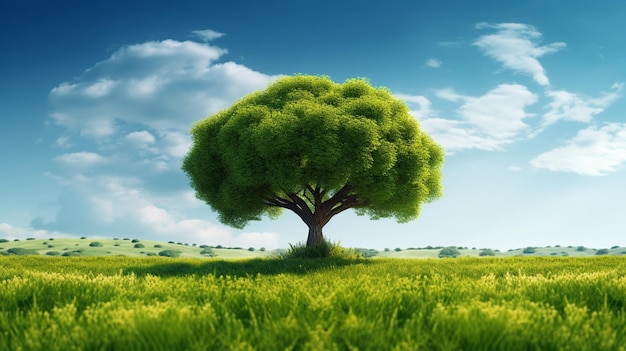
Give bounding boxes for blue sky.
[1,0,625,250]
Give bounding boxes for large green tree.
[182,75,444,246]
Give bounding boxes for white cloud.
[48,38,277,138]
[191,29,225,42]
[530,123,626,175]
[426,58,442,68]
[410,84,537,152]
[395,94,433,120]
[474,23,566,86]
[55,152,107,166]
[40,31,284,249]
[0,223,70,240]
[124,130,156,147]
[543,83,623,126]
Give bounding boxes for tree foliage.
[183,75,444,246]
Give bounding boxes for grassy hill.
[0,237,276,258]
[1,237,624,258]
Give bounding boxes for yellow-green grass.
[1,256,625,350]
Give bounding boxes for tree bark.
[306,222,324,247]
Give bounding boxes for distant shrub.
[26,237,36,241]
[479,249,496,257]
[159,250,181,258]
[146,252,157,256]
[384,248,390,252]
[192,243,197,247]
[13,239,19,241]
[132,239,140,243]
[6,248,39,256]
[168,241,175,244]
[114,243,120,247]
[215,245,223,249]
[394,248,402,252]
[48,245,54,248]
[0,239,9,243]
[260,247,266,252]
[46,251,61,256]
[154,244,162,248]
[576,246,586,252]
[550,252,558,256]
[80,237,87,239]
[200,248,216,257]
[523,247,536,254]
[62,251,83,257]
[438,246,461,258]
[611,245,619,249]
[562,252,569,256]
[248,247,255,251]
[89,242,103,247]
[199,244,210,249]
[49,238,54,241]
[596,249,609,255]
[177,242,183,245]
[123,238,130,241]
[621,251,626,255]
[555,245,561,248]
[134,243,145,249]
[184,243,189,246]
[43,242,48,245]
[113,238,119,240]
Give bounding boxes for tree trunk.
[306,222,324,247]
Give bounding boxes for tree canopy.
[182,75,444,246]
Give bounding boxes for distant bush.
[384,248,390,252]
[146,252,157,256]
[596,249,609,255]
[114,243,120,247]
[62,251,83,257]
[134,243,145,249]
[113,238,119,240]
[49,238,54,241]
[192,243,197,247]
[123,238,130,241]
[48,245,54,248]
[248,247,255,251]
[394,248,402,252]
[523,247,536,254]
[168,241,175,244]
[154,244,162,248]
[260,247,266,252]
[576,246,586,252]
[0,239,9,243]
[555,245,561,248]
[158,250,181,258]
[200,248,216,257]
[5,248,39,256]
[132,239,140,243]
[80,237,87,239]
[479,249,496,257]
[611,245,619,249]
[43,242,48,245]
[177,242,183,245]
[89,242,103,247]
[215,245,223,249]
[46,251,61,256]
[26,237,36,240]
[562,252,569,256]
[13,239,19,241]
[438,246,461,258]
[550,252,558,256]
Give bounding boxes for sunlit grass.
[1,256,625,350]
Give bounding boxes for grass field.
[1,255,625,350]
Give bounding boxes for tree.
[182,75,444,247]
[438,246,460,258]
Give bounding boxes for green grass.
[1,256,625,350]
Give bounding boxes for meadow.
[1,255,625,350]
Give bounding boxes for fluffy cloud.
[426,58,442,68]
[543,83,623,126]
[530,123,626,175]
[474,23,565,86]
[40,31,283,248]
[406,84,537,152]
